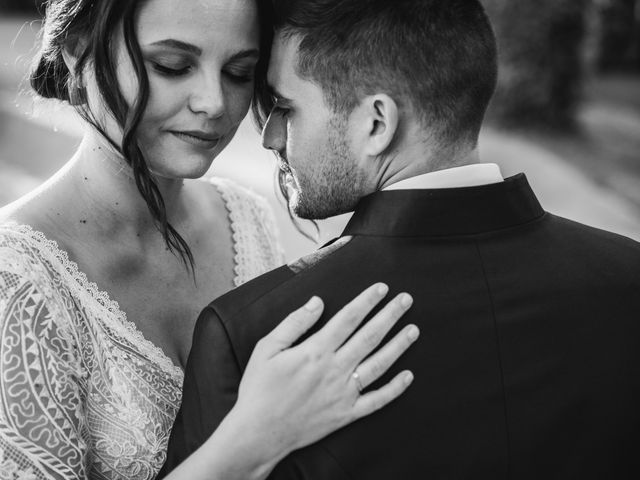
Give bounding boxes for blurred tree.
[482,0,589,130]
[597,0,640,71]
[0,0,45,13]
[636,7,640,68]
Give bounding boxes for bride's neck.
[59,130,188,238]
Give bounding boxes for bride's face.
[88,0,259,179]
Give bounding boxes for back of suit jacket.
[163,175,640,479]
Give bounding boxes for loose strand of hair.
[121,5,195,274]
[78,0,195,275]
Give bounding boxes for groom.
[164,0,640,477]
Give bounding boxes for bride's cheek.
[227,83,254,123]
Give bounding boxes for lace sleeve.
[210,177,286,285]
[249,191,286,268]
[0,237,89,480]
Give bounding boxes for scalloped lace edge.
[0,222,185,382]
[208,177,258,287]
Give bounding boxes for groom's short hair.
[271,0,498,147]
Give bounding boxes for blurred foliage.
[597,0,640,71]
[3,0,637,132]
[482,0,589,130]
[0,0,45,13]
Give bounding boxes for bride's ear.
[361,94,399,158]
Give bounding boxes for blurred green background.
[1,0,639,260]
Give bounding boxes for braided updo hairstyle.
[31,0,275,271]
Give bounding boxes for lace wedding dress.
[0,178,284,480]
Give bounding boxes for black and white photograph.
[1,0,639,478]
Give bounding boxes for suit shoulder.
[537,214,640,284]
[210,265,295,321]
[210,236,355,322]
[547,214,640,254]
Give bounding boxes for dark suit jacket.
[161,174,640,479]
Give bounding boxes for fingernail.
[400,293,413,308]
[404,371,414,386]
[376,283,389,296]
[407,325,420,341]
[305,296,323,312]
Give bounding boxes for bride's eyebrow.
[147,39,202,55]
[145,39,259,62]
[228,49,260,62]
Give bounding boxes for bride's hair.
[30,0,274,270]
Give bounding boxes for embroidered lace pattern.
[0,178,284,480]
[208,177,285,286]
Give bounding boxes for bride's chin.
[148,154,217,181]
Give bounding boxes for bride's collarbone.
[93,230,234,304]
[79,241,225,370]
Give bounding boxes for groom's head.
[262,0,498,219]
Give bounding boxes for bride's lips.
[170,130,221,149]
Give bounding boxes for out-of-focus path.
[1,16,639,261]
[482,129,640,241]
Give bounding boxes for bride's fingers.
[260,296,325,356]
[337,293,413,369]
[352,370,415,420]
[350,324,420,391]
[310,283,390,350]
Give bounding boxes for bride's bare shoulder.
[0,180,76,253]
[0,192,44,226]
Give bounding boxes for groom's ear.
[360,94,399,158]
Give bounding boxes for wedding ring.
[352,370,364,393]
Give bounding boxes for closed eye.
[273,105,290,117]
[270,96,291,116]
[223,70,254,83]
[152,62,191,77]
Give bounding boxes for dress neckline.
[0,176,253,382]
[1,221,186,381]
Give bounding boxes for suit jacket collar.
[342,173,545,237]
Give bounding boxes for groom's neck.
[373,143,482,192]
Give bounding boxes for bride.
[0,0,418,479]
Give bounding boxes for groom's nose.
[262,111,287,155]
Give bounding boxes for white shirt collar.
[383,163,504,191]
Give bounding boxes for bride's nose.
[188,73,225,119]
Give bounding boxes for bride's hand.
[227,283,418,468]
